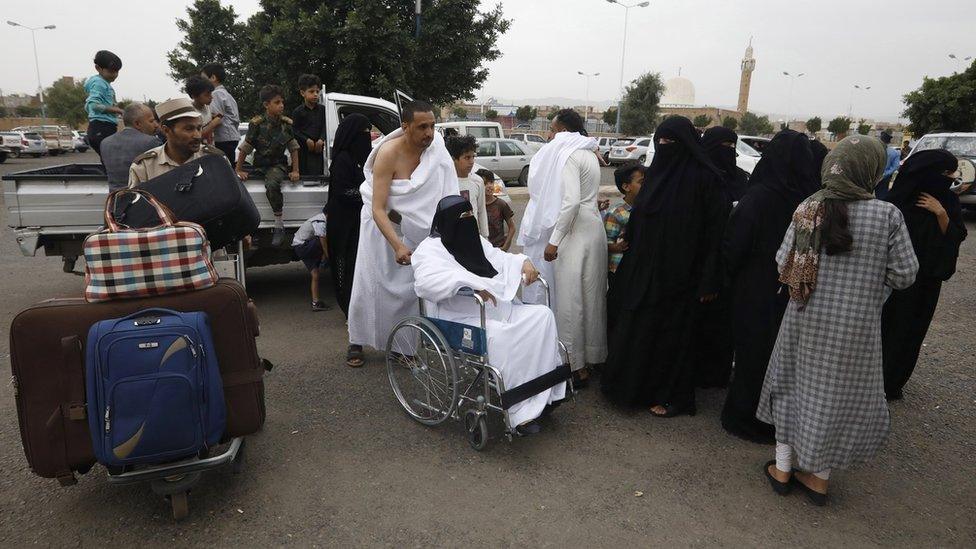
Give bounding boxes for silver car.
[475,138,536,186]
[14,132,48,157]
[507,132,547,152]
[608,136,652,165]
[597,136,618,163]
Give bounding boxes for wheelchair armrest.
[456,286,476,297]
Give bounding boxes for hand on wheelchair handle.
[521,260,540,285]
[475,289,497,306]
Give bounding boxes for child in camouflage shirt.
[236,84,301,246]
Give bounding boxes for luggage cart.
[103,241,249,520]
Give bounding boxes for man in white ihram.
[346,100,459,366]
[517,108,607,385]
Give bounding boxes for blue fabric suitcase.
[85,308,225,466]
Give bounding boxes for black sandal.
[763,460,792,496]
[346,345,364,368]
[791,475,828,506]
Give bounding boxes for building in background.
[738,39,756,114]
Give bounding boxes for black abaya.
[601,117,729,413]
[719,129,820,442]
[326,114,371,317]
[881,149,967,398]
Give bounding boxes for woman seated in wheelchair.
[412,195,568,435]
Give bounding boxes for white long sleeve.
[548,153,583,246]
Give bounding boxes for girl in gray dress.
[757,135,919,505]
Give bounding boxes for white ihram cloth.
[348,129,460,350]
[517,131,597,305]
[412,236,567,428]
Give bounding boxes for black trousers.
[215,141,238,165]
[87,120,118,156]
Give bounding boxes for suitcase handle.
[103,189,177,232]
[113,308,183,328]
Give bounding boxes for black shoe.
[763,460,792,496]
[311,300,330,311]
[271,227,285,247]
[791,475,828,506]
[516,421,542,436]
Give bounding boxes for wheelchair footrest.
[499,364,572,410]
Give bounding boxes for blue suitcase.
[86,308,226,467]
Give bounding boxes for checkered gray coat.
[757,200,919,472]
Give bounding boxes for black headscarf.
[809,139,829,183]
[330,113,372,168]
[702,126,749,202]
[746,129,820,205]
[886,149,959,211]
[635,116,721,215]
[430,196,498,278]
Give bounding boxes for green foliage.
[739,112,773,136]
[0,105,7,117]
[15,105,40,117]
[546,106,560,120]
[603,107,617,126]
[902,61,976,135]
[806,116,822,134]
[721,115,738,130]
[451,106,468,119]
[692,114,712,128]
[827,116,852,137]
[515,105,537,122]
[45,79,90,128]
[168,0,510,119]
[620,72,664,135]
[484,109,498,120]
[857,121,871,135]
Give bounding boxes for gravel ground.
[0,151,973,547]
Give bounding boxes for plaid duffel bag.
[83,189,218,303]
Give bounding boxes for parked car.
[608,136,652,165]
[908,132,976,208]
[507,132,546,152]
[12,131,47,157]
[435,121,503,139]
[0,132,25,159]
[638,135,762,174]
[474,138,536,185]
[739,135,771,154]
[596,136,618,162]
[12,125,73,155]
[71,130,89,152]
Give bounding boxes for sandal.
[763,460,792,496]
[791,474,828,507]
[346,345,364,368]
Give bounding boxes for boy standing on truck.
[84,50,124,156]
[292,74,328,176]
[185,76,222,145]
[201,63,241,164]
[235,85,301,247]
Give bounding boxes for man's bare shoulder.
[373,139,401,169]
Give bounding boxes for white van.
[435,121,504,139]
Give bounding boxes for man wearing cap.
[875,129,902,198]
[128,97,226,187]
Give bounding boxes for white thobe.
[412,237,567,428]
[547,149,608,370]
[348,130,460,351]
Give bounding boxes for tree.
[0,105,7,118]
[15,105,39,117]
[857,120,871,135]
[484,109,498,120]
[903,60,976,135]
[721,115,738,130]
[451,106,468,119]
[739,112,773,136]
[170,0,511,118]
[602,107,617,126]
[546,105,561,120]
[692,114,712,129]
[806,116,822,134]
[827,116,852,138]
[44,79,88,128]
[620,72,664,135]
[515,105,537,122]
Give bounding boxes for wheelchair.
[386,277,573,450]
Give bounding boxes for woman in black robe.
[327,114,372,364]
[601,116,730,417]
[720,129,820,443]
[694,126,751,388]
[881,149,967,400]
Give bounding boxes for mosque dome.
[661,76,696,107]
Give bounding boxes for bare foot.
[649,405,668,416]
[794,471,828,494]
[767,463,791,483]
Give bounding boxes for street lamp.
[607,0,650,134]
[577,71,600,123]
[948,53,972,72]
[849,84,871,119]
[782,70,805,126]
[7,21,56,121]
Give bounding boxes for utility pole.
[607,1,650,134]
[7,21,56,122]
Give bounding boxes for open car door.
[394,89,415,122]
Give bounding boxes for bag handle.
[103,189,176,232]
[112,308,182,328]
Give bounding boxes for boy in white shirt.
[292,209,331,311]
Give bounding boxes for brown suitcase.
[9,278,267,485]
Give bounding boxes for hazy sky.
[1,0,971,122]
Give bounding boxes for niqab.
[330,113,372,168]
[702,126,749,202]
[430,195,498,278]
[886,149,958,212]
[748,129,820,205]
[635,116,721,215]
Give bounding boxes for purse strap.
[104,189,176,232]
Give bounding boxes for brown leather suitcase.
[9,278,267,485]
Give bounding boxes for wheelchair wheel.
[464,410,489,451]
[387,317,459,426]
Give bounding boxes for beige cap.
[155,97,201,124]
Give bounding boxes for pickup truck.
[0,132,25,162]
[3,91,410,273]
[13,125,74,155]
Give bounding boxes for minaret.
[738,38,756,114]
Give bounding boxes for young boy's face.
[301,86,321,106]
[264,96,285,117]
[483,177,496,203]
[624,169,644,201]
[194,90,213,106]
[453,150,476,178]
[97,66,120,82]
